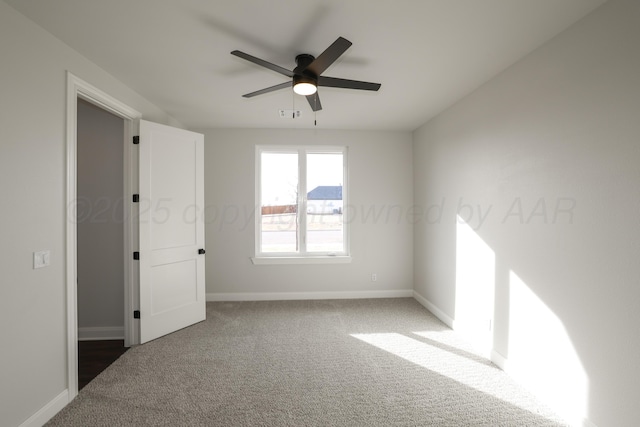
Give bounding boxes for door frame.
[65,72,141,400]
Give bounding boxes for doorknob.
[198,249,206,255]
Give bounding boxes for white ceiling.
[6,0,606,131]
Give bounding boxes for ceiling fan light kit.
[293,75,317,96]
[231,36,381,112]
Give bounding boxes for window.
[254,146,349,263]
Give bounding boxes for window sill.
[251,256,352,265]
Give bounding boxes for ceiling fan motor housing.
[294,54,318,82]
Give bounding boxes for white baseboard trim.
[207,289,414,302]
[78,326,124,341]
[19,389,69,427]
[490,349,508,370]
[412,290,454,329]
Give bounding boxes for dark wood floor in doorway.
[78,340,128,390]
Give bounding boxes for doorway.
[66,72,142,399]
[76,99,128,389]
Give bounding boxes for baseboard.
[207,289,414,302]
[18,389,68,427]
[412,290,455,329]
[490,349,508,369]
[77,326,124,341]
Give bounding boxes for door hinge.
[198,248,206,255]
[133,135,140,145]
[132,194,139,203]
[133,251,140,260]
[133,310,140,319]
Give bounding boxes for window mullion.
[298,149,307,254]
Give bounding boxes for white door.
[138,120,206,343]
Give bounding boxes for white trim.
[65,72,79,402]
[251,256,352,265]
[66,71,141,403]
[18,390,68,427]
[77,326,125,341]
[490,349,508,370]
[122,105,140,349]
[412,290,455,329]
[207,289,413,302]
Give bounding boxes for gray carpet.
[47,298,567,426]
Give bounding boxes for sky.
[261,152,343,206]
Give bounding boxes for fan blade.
[305,37,352,76]
[242,81,291,98]
[318,76,381,91]
[306,92,322,111]
[231,50,294,77]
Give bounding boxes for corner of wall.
[412,290,454,329]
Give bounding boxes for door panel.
[150,260,197,314]
[149,133,198,249]
[139,120,205,344]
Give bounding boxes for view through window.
[258,147,347,256]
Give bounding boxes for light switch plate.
[33,250,50,269]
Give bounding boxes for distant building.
[307,186,343,214]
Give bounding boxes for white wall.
[413,0,640,426]
[201,129,413,299]
[77,99,124,338]
[0,3,181,426]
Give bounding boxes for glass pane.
[306,153,344,253]
[261,152,298,253]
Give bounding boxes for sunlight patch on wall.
[454,216,495,355]
[507,270,588,425]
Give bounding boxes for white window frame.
[252,145,351,265]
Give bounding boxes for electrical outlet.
[371,273,377,282]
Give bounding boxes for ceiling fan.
[231,37,381,112]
